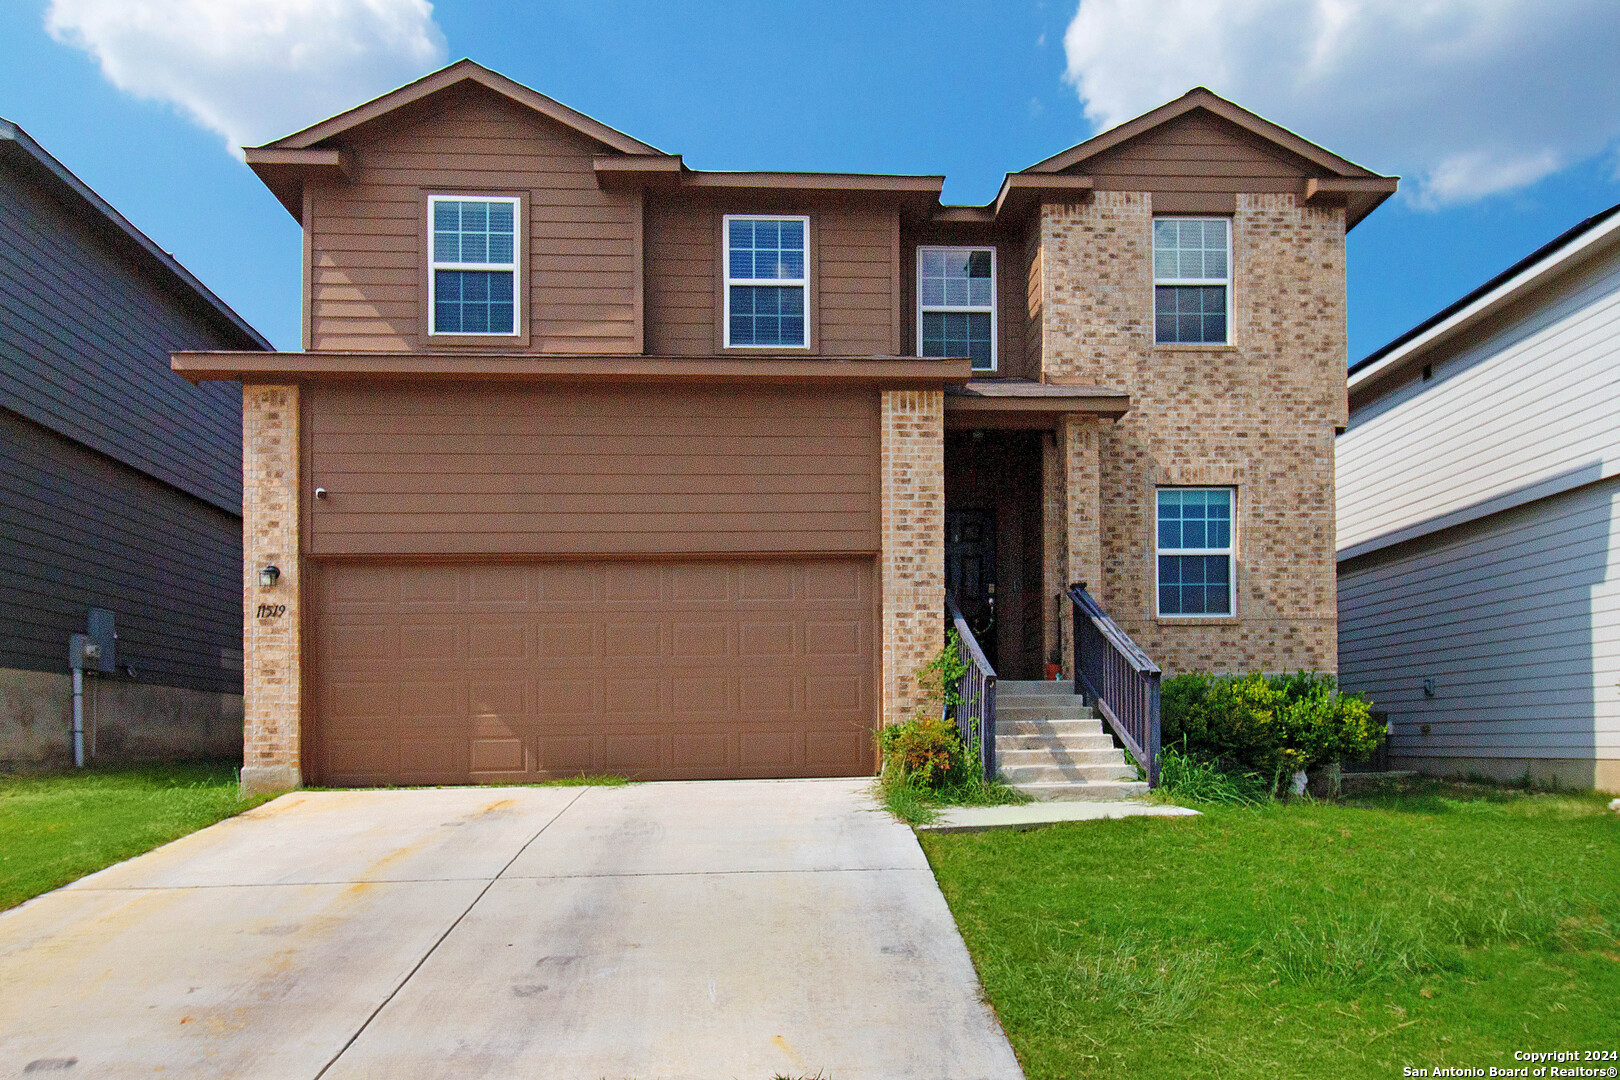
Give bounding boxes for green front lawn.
[0,761,269,911]
[921,778,1620,1080]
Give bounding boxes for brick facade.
[241,384,302,795]
[1039,192,1344,676]
[880,389,946,724]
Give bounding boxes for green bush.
[879,714,967,789]
[1161,671,1379,793]
[878,628,977,792]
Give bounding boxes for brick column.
[1057,415,1104,678]
[879,389,945,727]
[241,384,302,796]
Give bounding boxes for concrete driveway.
[0,779,1023,1079]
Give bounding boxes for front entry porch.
[940,381,1162,798]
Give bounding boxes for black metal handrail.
[946,597,998,780]
[1065,583,1161,786]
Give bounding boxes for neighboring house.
[1338,202,1620,795]
[0,119,270,766]
[173,60,1395,794]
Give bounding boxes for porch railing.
[946,597,998,781]
[1066,583,1161,786]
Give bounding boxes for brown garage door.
[309,557,876,786]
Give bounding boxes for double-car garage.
[299,382,881,786]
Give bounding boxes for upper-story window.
[917,247,996,372]
[430,196,520,336]
[1153,217,1229,345]
[725,215,809,348]
[1157,487,1234,617]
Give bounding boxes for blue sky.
[6,1,1619,358]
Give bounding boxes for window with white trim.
[430,196,519,336]
[1153,217,1230,345]
[1156,487,1234,616]
[917,246,996,372]
[725,215,809,348]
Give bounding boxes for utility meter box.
[69,608,117,674]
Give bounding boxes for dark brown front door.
[946,509,997,654]
[307,557,876,786]
[943,432,1046,679]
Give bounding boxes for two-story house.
[173,61,1395,794]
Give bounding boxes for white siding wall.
[1337,240,1620,558]
[1339,478,1620,768]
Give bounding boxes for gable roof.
[1025,87,1379,178]
[1348,199,1620,399]
[257,58,663,156]
[0,117,270,350]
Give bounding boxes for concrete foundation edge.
[1390,754,1620,795]
[240,763,302,797]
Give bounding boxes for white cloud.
[1062,0,1620,207]
[46,0,448,156]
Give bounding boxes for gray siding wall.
[1338,238,1620,559]
[0,163,242,514]
[1338,477,1619,767]
[1,407,242,695]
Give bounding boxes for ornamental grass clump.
[1160,671,1380,799]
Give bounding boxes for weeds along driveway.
[0,779,1022,1080]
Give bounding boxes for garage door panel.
[311,558,875,785]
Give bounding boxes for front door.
[945,509,997,656]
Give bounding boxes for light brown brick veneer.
[241,384,303,795]
[880,389,945,725]
[1038,192,1343,676]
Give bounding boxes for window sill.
[1156,616,1238,627]
[425,334,530,349]
[1152,343,1238,352]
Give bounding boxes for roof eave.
[0,118,270,350]
[1023,87,1383,180]
[256,58,662,157]
[1348,204,1620,400]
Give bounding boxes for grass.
[919,775,1620,1079]
[528,773,630,787]
[875,771,1032,825]
[0,760,271,911]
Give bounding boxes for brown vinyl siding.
[642,199,714,355]
[307,84,639,353]
[818,210,894,355]
[1077,111,1313,196]
[304,384,880,556]
[1023,217,1044,381]
[642,197,899,356]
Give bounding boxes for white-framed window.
[917,246,996,372]
[724,215,809,348]
[1153,217,1230,345]
[429,195,520,336]
[1156,487,1234,617]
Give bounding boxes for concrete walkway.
[918,800,1200,833]
[0,780,1023,1080]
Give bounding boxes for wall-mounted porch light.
[259,565,281,588]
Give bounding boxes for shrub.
[879,714,965,790]
[1160,671,1379,794]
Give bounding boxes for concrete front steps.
[994,680,1149,801]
